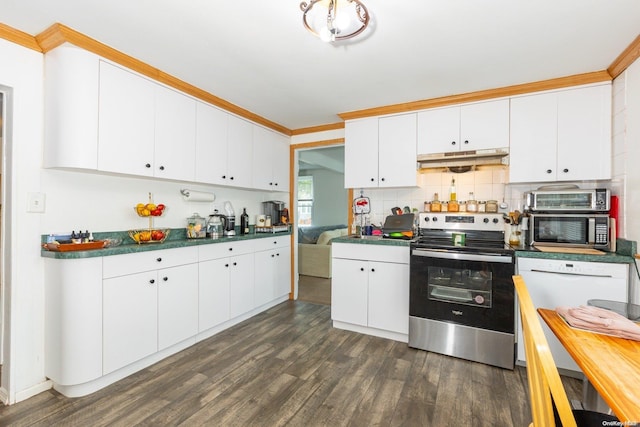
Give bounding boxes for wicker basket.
[128,229,170,244]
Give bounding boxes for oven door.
[409,248,515,334]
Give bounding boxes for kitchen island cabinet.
[331,243,410,341]
[509,83,612,183]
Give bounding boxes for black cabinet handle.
[269,182,273,186]
[360,267,365,271]
[463,140,469,145]
[271,254,275,258]
[149,279,155,284]
[276,253,280,256]
[230,176,234,180]
[370,178,375,181]
[162,276,168,281]
[159,165,165,171]
[563,168,569,173]
[222,175,226,179]
[156,257,162,262]
[229,247,233,251]
[145,163,151,168]
[381,178,385,182]
[274,183,278,186]
[233,262,237,266]
[546,169,552,174]
[371,268,375,272]
[225,263,229,267]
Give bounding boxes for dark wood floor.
[0,301,582,426]
[297,275,331,305]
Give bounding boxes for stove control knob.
[492,218,500,224]
[423,217,430,222]
[432,217,438,222]
[483,218,489,223]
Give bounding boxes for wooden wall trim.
[291,122,344,136]
[608,34,640,79]
[338,71,612,121]
[35,23,292,136]
[0,23,42,52]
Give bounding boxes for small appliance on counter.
[382,213,415,239]
[262,201,288,225]
[205,213,225,239]
[223,201,236,236]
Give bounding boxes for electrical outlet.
[27,192,46,213]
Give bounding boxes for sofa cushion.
[316,228,348,245]
[298,224,347,244]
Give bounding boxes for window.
[298,175,313,226]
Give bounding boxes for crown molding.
[35,23,292,136]
[291,122,344,136]
[608,33,640,79]
[338,71,612,121]
[0,23,42,52]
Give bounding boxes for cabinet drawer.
[103,247,198,278]
[253,235,290,252]
[332,243,409,264]
[198,239,254,261]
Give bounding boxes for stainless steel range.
[409,212,516,369]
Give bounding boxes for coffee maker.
[262,201,287,225]
[223,201,236,236]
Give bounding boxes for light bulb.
[333,10,351,30]
[319,27,333,42]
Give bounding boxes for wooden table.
[538,308,640,422]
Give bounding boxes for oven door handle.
[411,248,514,264]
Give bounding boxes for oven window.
[427,267,492,308]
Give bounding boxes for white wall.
[0,39,47,403]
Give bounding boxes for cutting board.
[534,245,605,255]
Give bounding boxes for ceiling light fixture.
[300,0,370,43]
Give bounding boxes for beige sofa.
[298,227,349,278]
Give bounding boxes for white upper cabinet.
[195,102,228,185]
[154,87,196,181]
[345,114,416,188]
[43,47,100,170]
[226,115,254,188]
[98,61,156,177]
[417,99,509,154]
[252,126,290,192]
[510,84,612,183]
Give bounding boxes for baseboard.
[14,379,52,404]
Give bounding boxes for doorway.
[291,141,347,305]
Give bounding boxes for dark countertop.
[41,228,292,259]
[333,235,637,264]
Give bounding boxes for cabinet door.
[154,86,196,181]
[229,253,255,318]
[195,102,229,185]
[103,271,158,374]
[509,92,558,183]
[557,85,612,181]
[460,99,509,151]
[98,61,155,176]
[368,261,409,334]
[252,126,276,191]
[270,132,290,192]
[199,258,231,332]
[331,258,368,326]
[275,244,291,298]
[254,249,276,307]
[416,106,460,154]
[158,263,199,350]
[227,115,253,188]
[378,114,417,187]
[344,118,379,188]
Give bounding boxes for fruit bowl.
[134,203,166,217]
[128,229,170,244]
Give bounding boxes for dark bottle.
[241,208,249,235]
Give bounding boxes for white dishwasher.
[516,257,629,374]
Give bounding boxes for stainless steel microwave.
[528,213,610,250]
[524,188,610,212]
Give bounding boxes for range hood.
[417,148,509,171]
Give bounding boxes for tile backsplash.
[355,165,611,227]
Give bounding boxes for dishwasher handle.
[529,268,613,278]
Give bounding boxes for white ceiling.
[2,1,640,131]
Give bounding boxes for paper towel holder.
[180,189,216,202]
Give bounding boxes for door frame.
[288,138,351,300]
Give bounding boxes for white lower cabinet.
[331,243,410,339]
[254,236,291,307]
[102,248,199,374]
[45,236,291,397]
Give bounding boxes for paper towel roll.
[180,189,216,202]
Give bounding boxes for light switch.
[27,192,46,213]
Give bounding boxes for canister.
[431,200,441,212]
[478,201,486,213]
[459,201,467,212]
[448,200,459,212]
[486,200,498,213]
[441,201,448,212]
[424,201,431,212]
[187,213,207,239]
